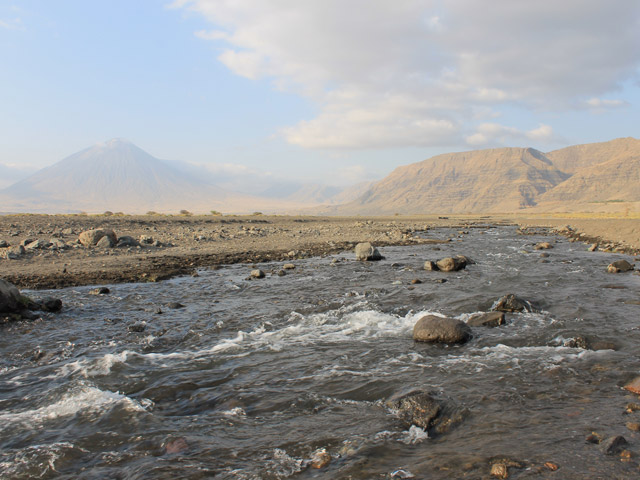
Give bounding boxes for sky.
[1,0,639,188]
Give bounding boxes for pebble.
[626,422,640,432]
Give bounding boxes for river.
[1,226,639,479]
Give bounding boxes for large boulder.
[79,229,117,247]
[386,390,466,435]
[607,260,634,273]
[355,242,383,261]
[492,294,537,313]
[1,278,62,321]
[413,315,472,344]
[0,278,24,314]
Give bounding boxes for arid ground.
[1,213,638,289]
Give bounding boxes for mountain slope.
[338,147,568,214]
[545,137,640,174]
[536,154,640,206]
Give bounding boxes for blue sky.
[1,1,639,187]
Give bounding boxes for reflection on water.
[1,226,639,479]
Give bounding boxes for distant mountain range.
[1,137,637,215]
[328,137,640,215]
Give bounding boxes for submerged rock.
[599,435,627,455]
[355,242,383,261]
[535,242,553,250]
[467,312,506,327]
[90,287,111,295]
[413,315,472,344]
[386,389,466,435]
[492,294,537,313]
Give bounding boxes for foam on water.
[0,385,149,431]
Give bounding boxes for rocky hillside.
[336,147,569,214]
[332,137,639,214]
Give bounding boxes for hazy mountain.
[0,163,36,189]
[0,139,246,214]
[334,147,569,214]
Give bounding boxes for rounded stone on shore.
[413,315,472,344]
[79,228,117,247]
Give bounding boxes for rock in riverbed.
[467,312,506,327]
[413,315,472,344]
[492,294,537,313]
[607,259,634,273]
[424,255,472,272]
[386,389,466,435]
[1,278,62,321]
[355,242,383,261]
[624,376,640,395]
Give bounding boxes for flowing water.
[1,226,640,479]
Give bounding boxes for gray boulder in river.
[355,242,383,261]
[413,315,472,344]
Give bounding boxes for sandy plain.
[0,213,638,290]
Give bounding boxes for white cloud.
[465,123,555,146]
[585,98,628,109]
[178,0,640,149]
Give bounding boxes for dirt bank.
[1,214,637,289]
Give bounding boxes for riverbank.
[1,214,637,289]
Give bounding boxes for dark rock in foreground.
[413,315,472,344]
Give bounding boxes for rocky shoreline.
[0,214,638,290]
